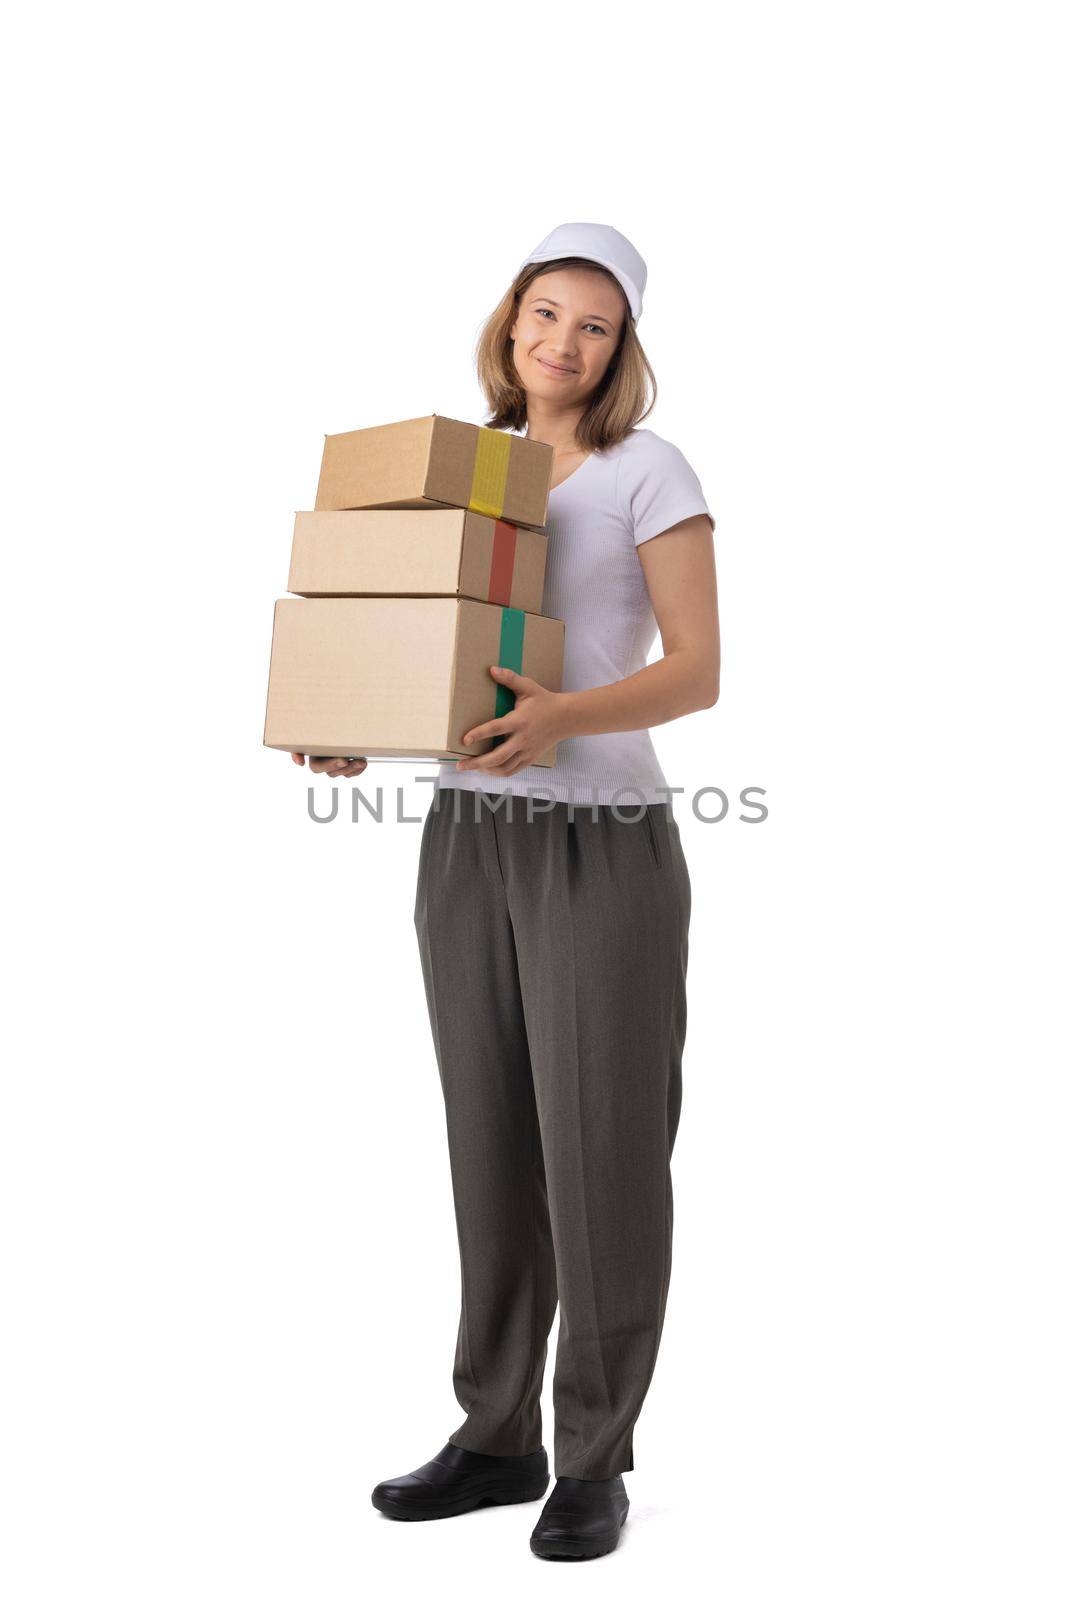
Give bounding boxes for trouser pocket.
[643,805,663,869]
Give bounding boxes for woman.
[293,223,720,1560]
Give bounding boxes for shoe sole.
[372,1475,550,1522]
[530,1503,628,1560]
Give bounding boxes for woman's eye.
[534,309,606,335]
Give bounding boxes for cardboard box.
[263,597,565,765]
[314,414,553,530]
[287,509,549,614]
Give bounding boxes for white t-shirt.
[433,425,714,808]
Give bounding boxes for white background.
[3,3,1063,1596]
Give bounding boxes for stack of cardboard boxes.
[263,414,565,766]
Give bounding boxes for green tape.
[493,606,525,747]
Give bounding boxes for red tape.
[487,519,518,606]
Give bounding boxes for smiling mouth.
[538,357,577,374]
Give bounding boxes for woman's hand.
[454,665,570,777]
[291,753,368,778]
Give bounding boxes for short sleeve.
[618,431,715,544]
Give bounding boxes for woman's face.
[509,267,626,408]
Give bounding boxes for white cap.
[516,222,647,324]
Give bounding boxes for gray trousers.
[413,787,692,1480]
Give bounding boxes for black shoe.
[371,1442,550,1521]
[529,1474,630,1559]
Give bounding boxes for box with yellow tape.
[313,414,553,530]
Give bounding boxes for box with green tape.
[263,597,565,766]
[287,508,548,614]
[313,414,553,530]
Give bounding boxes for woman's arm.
[455,514,719,773]
[559,513,719,736]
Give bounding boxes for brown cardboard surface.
[448,597,565,759]
[287,509,548,614]
[313,414,552,529]
[263,597,565,765]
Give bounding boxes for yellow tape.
[469,428,511,519]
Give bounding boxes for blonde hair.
[474,257,658,452]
